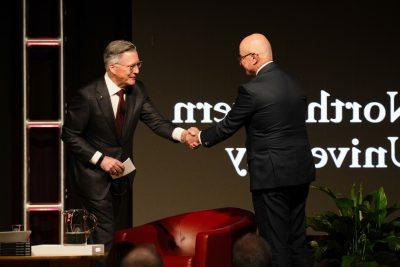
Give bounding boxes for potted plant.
[307,184,400,266]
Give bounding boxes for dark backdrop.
[1,0,399,231]
[129,0,400,225]
[0,0,133,230]
[0,0,22,230]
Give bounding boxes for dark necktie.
[115,89,126,139]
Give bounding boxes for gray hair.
[233,233,272,267]
[103,40,137,69]
[120,244,163,267]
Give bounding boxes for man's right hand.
[185,127,200,149]
[100,156,125,176]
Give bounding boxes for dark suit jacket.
[61,77,176,200]
[201,63,315,190]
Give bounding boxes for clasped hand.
[181,127,200,149]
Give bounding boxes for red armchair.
[113,207,256,267]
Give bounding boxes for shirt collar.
[104,73,122,96]
[256,61,274,76]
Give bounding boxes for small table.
[0,255,105,267]
[0,244,106,267]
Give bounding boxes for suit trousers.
[252,183,311,267]
[78,190,122,250]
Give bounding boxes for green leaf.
[332,217,354,238]
[358,184,363,205]
[306,216,334,233]
[310,184,400,265]
[335,198,354,217]
[350,183,357,207]
[385,235,400,251]
[314,246,323,262]
[376,209,387,228]
[312,185,338,199]
[373,250,400,266]
[360,200,371,212]
[365,187,388,227]
[375,187,387,211]
[342,255,357,267]
[390,219,400,228]
[362,195,374,216]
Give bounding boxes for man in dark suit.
[61,40,189,248]
[188,33,315,266]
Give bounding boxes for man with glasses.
[62,40,191,248]
[186,33,315,266]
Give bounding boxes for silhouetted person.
[120,244,163,267]
[233,233,272,267]
[105,241,136,267]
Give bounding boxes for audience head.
[233,233,272,267]
[105,241,136,267]
[120,244,163,267]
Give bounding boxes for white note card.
[111,158,136,179]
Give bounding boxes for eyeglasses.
[115,61,143,72]
[237,52,255,63]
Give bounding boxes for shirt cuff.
[198,131,203,145]
[90,151,103,165]
[172,127,186,143]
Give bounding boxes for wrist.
[180,130,188,143]
[96,154,105,167]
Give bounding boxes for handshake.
[181,127,201,149]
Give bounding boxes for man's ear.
[251,54,259,65]
[108,64,117,74]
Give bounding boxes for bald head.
[239,33,273,75]
[240,33,273,61]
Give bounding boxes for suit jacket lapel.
[121,85,137,139]
[96,79,116,137]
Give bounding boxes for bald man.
[188,33,315,266]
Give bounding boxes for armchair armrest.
[193,217,256,267]
[114,223,180,253]
[114,224,160,244]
